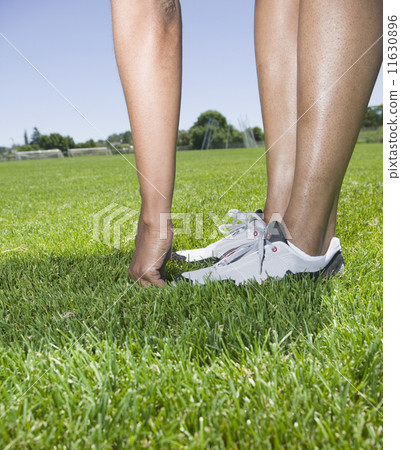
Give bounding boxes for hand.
[128,219,172,287]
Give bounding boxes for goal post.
[15,149,64,160]
[67,147,112,157]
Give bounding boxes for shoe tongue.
[265,221,287,244]
[249,209,264,223]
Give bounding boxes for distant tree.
[107,131,132,144]
[189,125,208,150]
[226,125,243,145]
[37,133,75,154]
[121,131,132,144]
[189,110,243,149]
[177,130,191,147]
[17,144,40,152]
[24,130,29,145]
[191,110,228,129]
[74,139,97,148]
[30,127,41,145]
[361,105,383,128]
[37,134,52,149]
[252,126,264,142]
[64,136,75,151]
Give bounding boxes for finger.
[130,269,165,288]
[141,269,165,287]
[138,276,164,288]
[151,277,165,288]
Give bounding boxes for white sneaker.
[172,209,266,262]
[176,221,344,285]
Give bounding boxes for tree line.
[361,105,382,128]
[176,110,264,150]
[16,105,382,153]
[18,127,101,155]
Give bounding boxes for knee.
[160,0,179,19]
[146,0,180,25]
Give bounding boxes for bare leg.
[111,0,182,286]
[284,0,382,255]
[255,0,339,242]
[255,0,299,222]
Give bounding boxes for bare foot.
[128,219,172,287]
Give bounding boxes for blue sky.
[0,0,383,147]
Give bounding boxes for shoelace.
[218,209,265,236]
[217,216,273,275]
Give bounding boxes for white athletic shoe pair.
[173,209,344,285]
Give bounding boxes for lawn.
[0,144,382,448]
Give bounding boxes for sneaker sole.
[175,251,345,285]
[287,251,345,281]
[172,252,219,265]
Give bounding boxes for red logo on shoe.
[222,249,237,259]
[272,246,277,253]
[254,231,258,237]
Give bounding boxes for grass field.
[0,144,382,448]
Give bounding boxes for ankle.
[289,235,325,256]
[283,218,330,256]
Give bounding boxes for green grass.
[0,144,382,448]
